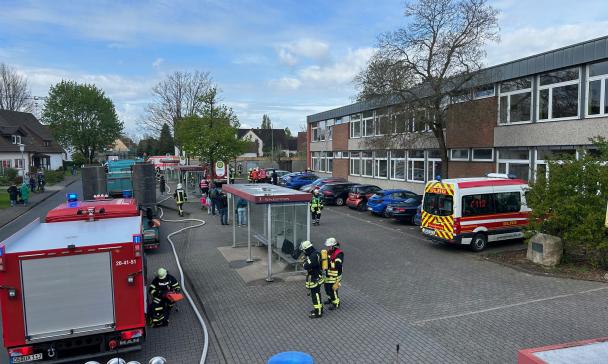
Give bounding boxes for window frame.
[361,151,373,177]
[498,78,533,125]
[390,150,406,181]
[407,150,425,183]
[450,149,470,161]
[11,135,21,145]
[586,61,608,118]
[362,113,375,137]
[350,114,361,138]
[536,67,580,122]
[427,151,442,182]
[349,151,361,176]
[497,149,531,181]
[311,152,319,171]
[326,152,333,173]
[471,148,494,162]
[373,151,388,179]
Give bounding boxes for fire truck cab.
[0,214,146,363]
[421,174,530,252]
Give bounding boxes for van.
[421,175,530,251]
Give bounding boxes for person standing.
[271,170,278,185]
[199,178,209,195]
[28,174,36,193]
[323,238,343,310]
[148,268,181,327]
[173,183,187,217]
[209,183,219,215]
[218,192,229,225]
[37,172,45,192]
[301,240,324,318]
[236,197,247,226]
[19,182,30,206]
[310,189,324,225]
[159,175,166,196]
[7,182,19,207]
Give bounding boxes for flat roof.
[222,183,312,204]
[2,216,142,253]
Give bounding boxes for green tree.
[157,123,174,155]
[260,114,272,129]
[284,127,292,137]
[137,137,159,157]
[175,88,247,168]
[527,139,608,268]
[43,81,123,163]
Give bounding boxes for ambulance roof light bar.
[487,173,516,179]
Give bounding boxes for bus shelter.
[222,183,311,282]
[176,165,206,196]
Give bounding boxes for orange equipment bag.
[166,292,184,303]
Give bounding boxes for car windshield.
[423,193,453,216]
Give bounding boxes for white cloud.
[276,38,330,65]
[486,22,608,66]
[278,49,298,66]
[267,77,302,90]
[152,58,164,68]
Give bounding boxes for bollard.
[268,351,314,364]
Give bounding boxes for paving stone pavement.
[170,192,608,364]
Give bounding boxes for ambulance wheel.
[470,233,487,252]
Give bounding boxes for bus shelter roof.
[222,183,311,204]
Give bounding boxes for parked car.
[367,189,420,217]
[279,171,311,185]
[346,184,382,211]
[300,177,346,193]
[283,173,318,189]
[319,182,358,206]
[385,195,423,223]
[413,204,422,226]
[259,168,290,183]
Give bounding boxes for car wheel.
[357,202,366,211]
[470,233,487,252]
[382,209,390,218]
[335,197,345,206]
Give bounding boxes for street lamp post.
[19,143,25,177]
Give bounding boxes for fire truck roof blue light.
[133,235,142,244]
[66,193,78,202]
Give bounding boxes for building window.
[410,109,428,132]
[390,150,406,180]
[1,160,11,168]
[499,77,532,124]
[44,140,50,147]
[374,151,388,179]
[497,149,530,181]
[350,152,361,175]
[474,84,495,99]
[538,67,580,121]
[320,152,327,171]
[407,150,425,182]
[14,159,24,168]
[311,123,319,142]
[326,152,333,173]
[450,149,469,161]
[587,60,608,117]
[535,148,576,180]
[326,119,334,141]
[350,114,361,138]
[375,110,390,136]
[11,135,21,144]
[471,148,494,161]
[312,152,319,171]
[363,111,374,137]
[361,151,373,176]
[393,112,407,134]
[427,150,442,181]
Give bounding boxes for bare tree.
[142,70,213,136]
[0,63,34,112]
[355,0,499,178]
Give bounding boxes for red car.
[346,184,382,211]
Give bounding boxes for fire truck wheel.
[470,233,487,252]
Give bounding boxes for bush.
[527,138,608,268]
[45,170,65,185]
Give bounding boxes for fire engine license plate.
[422,228,436,236]
[12,354,43,363]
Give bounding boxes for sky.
[0,0,607,139]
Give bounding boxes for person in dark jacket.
[37,173,45,192]
[218,192,229,225]
[148,268,181,327]
[159,175,166,195]
[301,240,324,318]
[208,184,219,215]
[271,170,278,185]
[323,237,344,310]
[28,175,36,193]
[7,182,19,207]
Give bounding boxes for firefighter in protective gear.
[174,183,187,216]
[310,189,323,225]
[301,240,324,318]
[323,237,343,310]
[148,268,181,327]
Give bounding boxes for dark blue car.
[282,173,318,189]
[386,196,423,223]
[367,189,420,217]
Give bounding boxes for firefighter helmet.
[313,189,319,196]
[106,359,126,364]
[148,357,167,364]
[300,240,313,250]
[325,237,337,247]
[177,183,183,189]
[157,267,167,279]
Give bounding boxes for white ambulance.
[420,174,530,251]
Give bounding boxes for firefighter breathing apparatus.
[157,185,209,364]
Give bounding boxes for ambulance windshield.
[423,193,453,216]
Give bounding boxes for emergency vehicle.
[420,174,530,252]
[45,196,160,250]
[147,155,180,171]
[0,206,146,363]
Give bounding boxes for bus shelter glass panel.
[270,203,308,256]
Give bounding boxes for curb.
[0,178,79,230]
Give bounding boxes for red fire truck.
[0,208,146,363]
[45,196,160,250]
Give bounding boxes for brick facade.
[332,123,349,150]
[332,159,349,179]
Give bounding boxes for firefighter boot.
[309,309,323,319]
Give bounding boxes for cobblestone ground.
[176,196,608,364]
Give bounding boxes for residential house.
[237,128,298,158]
